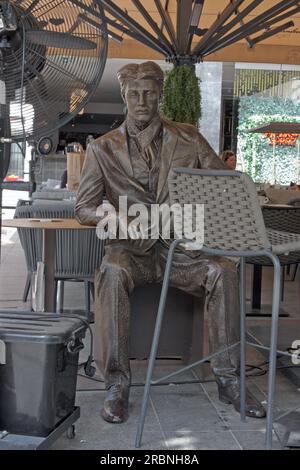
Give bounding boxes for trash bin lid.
[0,311,87,344]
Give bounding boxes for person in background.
[221,150,236,170]
[290,182,300,190]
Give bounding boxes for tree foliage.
[161,65,201,126]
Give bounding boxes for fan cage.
[1,0,108,142]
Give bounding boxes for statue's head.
[117,61,164,124]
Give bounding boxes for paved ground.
[1,220,300,450]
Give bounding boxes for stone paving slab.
[1,234,299,450]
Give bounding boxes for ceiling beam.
[99,0,171,56]
[176,0,193,54]
[203,17,295,57]
[66,0,106,21]
[78,13,123,43]
[186,0,205,53]
[190,28,208,37]
[235,6,253,48]
[154,0,179,51]
[131,0,175,55]
[192,0,246,55]
[202,0,299,55]
[211,0,262,45]
[77,6,162,54]
[249,21,295,48]
[107,38,300,65]
[78,9,165,55]
[22,0,40,16]
[202,4,300,56]
[159,0,169,32]
[105,16,166,54]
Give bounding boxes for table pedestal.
[2,218,93,314]
[247,265,289,317]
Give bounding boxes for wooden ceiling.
[102,0,300,65]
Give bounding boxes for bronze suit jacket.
[75,117,225,254]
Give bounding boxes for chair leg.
[291,263,298,282]
[90,282,95,301]
[135,240,179,448]
[84,281,91,317]
[280,266,285,302]
[56,280,64,313]
[239,257,246,422]
[23,273,31,302]
[285,264,298,282]
[266,256,281,450]
[54,280,58,313]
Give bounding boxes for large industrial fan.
[0,0,108,254]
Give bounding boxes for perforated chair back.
[31,201,104,279]
[263,206,300,234]
[168,168,271,252]
[14,200,104,280]
[14,201,38,273]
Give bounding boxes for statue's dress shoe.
[101,383,129,423]
[217,378,266,418]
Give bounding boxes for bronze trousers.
[94,241,240,388]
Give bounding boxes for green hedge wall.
[237,95,300,184]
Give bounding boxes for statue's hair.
[117,61,164,96]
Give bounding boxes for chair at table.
[14,200,35,302]
[284,199,300,279]
[136,168,300,450]
[14,200,105,316]
[248,206,300,307]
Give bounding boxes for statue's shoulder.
[90,124,126,149]
[162,117,199,141]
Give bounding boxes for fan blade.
[26,30,97,50]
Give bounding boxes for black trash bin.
[0,312,87,437]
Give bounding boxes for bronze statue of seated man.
[75,61,266,423]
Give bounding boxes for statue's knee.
[207,261,233,290]
[208,262,224,282]
[101,260,125,277]
[96,259,133,291]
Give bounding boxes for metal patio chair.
[248,205,300,309]
[14,200,35,302]
[136,168,300,450]
[263,205,300,286]
[14,200,104,316]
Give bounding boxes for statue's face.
[123,79,160,123]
